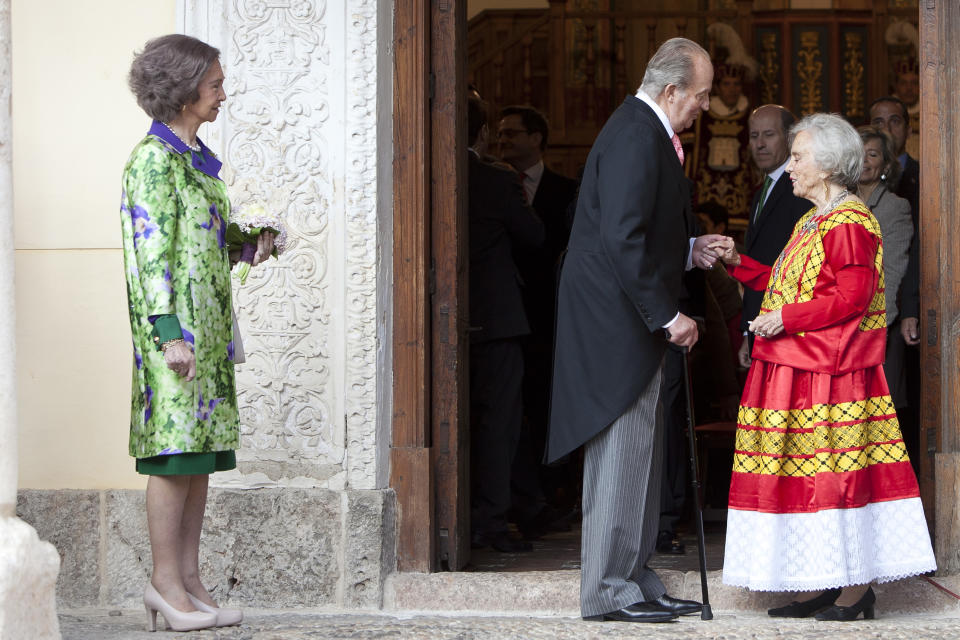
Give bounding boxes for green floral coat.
[120,121,239,459]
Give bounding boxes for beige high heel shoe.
[187,592,244,627]
[143,583,217,632]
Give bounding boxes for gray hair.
[639,37,710,98]
[129,34,220,123]
[789,113,863,190]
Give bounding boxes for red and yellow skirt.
[722,360,935,591]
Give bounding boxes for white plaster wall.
[180,0,385,491]
[14,0,176,489]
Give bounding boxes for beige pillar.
[0,2,61,637]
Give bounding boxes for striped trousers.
[579,360,666,617]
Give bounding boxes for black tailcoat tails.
[546,96,694,463]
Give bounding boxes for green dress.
[120,121,239,463]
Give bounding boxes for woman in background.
[857,126,913,409]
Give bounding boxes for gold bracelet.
[160,338,186,353]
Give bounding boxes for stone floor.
[59,608,960,640]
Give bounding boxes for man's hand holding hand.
[666,313,699,349]
[708,236,740,265]
[692,234,726,270]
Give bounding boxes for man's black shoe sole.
[582,613,678,623]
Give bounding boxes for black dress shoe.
[815,587,876,621]
[470,531,533,553]
[583,601,679,623]
[655,530,685,555]
[649,593,702,616]
[767,588,841,618]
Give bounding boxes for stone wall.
[17,488,395,609]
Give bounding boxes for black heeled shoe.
[767,588,841,618]
[815,587,876,621]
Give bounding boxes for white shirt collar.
[518,159,544,204]
[767,158,789,184]
[523,159,544,183]
[635,88,674,139]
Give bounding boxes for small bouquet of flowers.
[226,202,288,284]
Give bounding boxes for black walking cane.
[681,345,713,620]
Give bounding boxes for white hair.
[790,113,864,190]
[639,37,710,98]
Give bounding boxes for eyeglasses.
[497,128,529,139]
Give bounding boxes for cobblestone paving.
[60,609,960,640]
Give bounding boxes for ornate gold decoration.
[759,32,780,105]
[797,31,824,115]
[843,32,865,120]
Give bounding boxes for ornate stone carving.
[183,0,381,489]
[343,0,379,489]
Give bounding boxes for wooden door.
[919,0,960,573]
[392,0,469,572]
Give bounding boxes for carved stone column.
[0,1,61,636]
[180,0,384,491]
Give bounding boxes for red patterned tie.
[518,171,529,204]
[671,133,684,165]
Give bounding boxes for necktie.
[671,133,684,165]
[754,175,773,223]
[518,171,529,204]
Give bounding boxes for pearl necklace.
[161,121,201,153]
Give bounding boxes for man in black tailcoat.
[547,37,724,623]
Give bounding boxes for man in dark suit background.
[547,37,724,623]
[496,105,579,536]
[869,95,921,466]
[737,104,809,366]
[467,96,545,552]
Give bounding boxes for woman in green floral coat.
[122,34,273,632]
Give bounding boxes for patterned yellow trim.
[733,395,910,476]
[733,442,909,476]
[760,201,885,332]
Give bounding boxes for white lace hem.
[722,497,936,592]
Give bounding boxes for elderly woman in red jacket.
[711,113,934,621]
